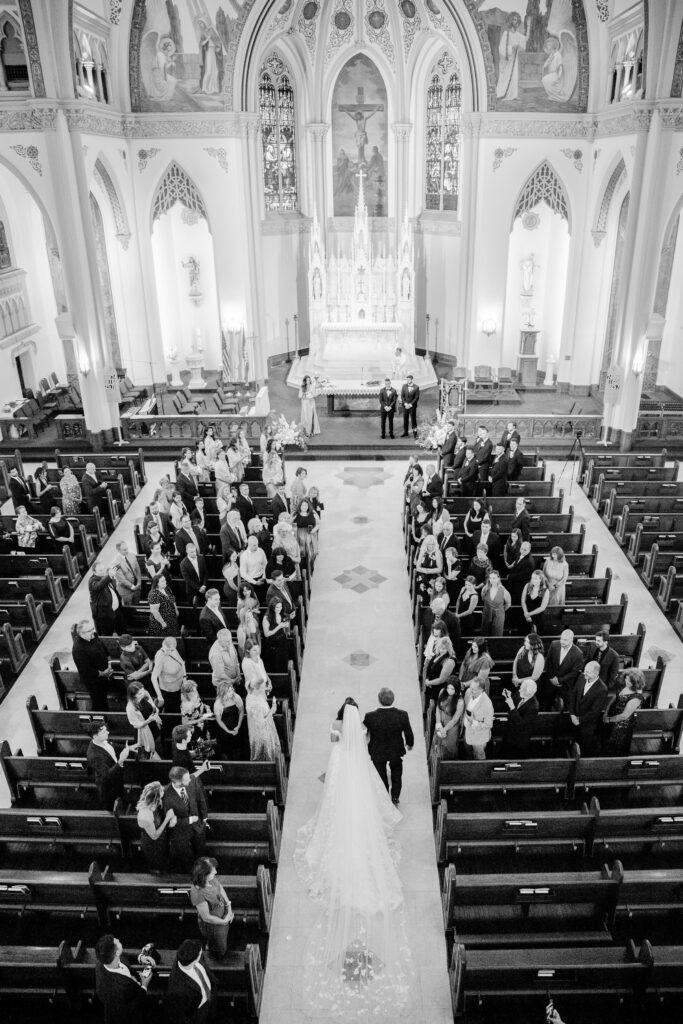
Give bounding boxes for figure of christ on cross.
[338,86,384,166]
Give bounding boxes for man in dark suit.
[143,501,172,547]
[163,767,209,871]
[95,933,150,1022]
[506,541,535,604]
[175,462,200,509]
[440,420,458,471]
[8,467,33,510]
[400,375,420,438]
[451,437,467,475]
[455,447,478,497]
[175,513,207,558]
[270,483,290,522]
[190,497,207,533]
[220,510,247,559]
[542,628,584,711]
[113,540,142,606]
[499,421,521,450]
[165,939,215,1024]
[472,521,501,567]
[234,482,257,529]
[423,464,443,499]
[568,661,608,755]
[266,569,297,622]
[582,631,621,691]
[89,561,125,635]
[438,519,459,559]
[86,721,134,810]
[81,463,109,514]
[510,497,531,542]
[379,377,398,439]
[507,438,525,481]
[363,687,414,805]
[199,589,230,644]
[473,425,493,494]
[180,543,208,605]
[489,443,509,496]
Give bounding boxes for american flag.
[221,329,233,384]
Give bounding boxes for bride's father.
[364,688,414,806]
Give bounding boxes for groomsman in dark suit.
[489,443,509,496]
[180,542,208,605]
[162,767,209,871]
[451,437,467,474]
[440,420,458,471]
[270,483,290,522]
[473,425,493,494]
[363,688,414,805]
[499,421,521,449]
[423,464,443,499]
[165,940,215,1024]
[379,377,397,439]
[175,462,200,509]
[542,629,584,711]
[234,482,257,528]
[8,467,33,510]
[400,375,420,438]
[455,446,478,497]
[568,661,608,755]
[507,437,525,481]
[81,463,109,515]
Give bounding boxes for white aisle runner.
[259,460,452,1024]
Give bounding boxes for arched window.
[0,220,11,271]
[425,54,461,213]
[0,16,29,92]
[259,54,298,212]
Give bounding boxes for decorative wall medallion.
[561,147,583,171]
[368,8,386,29]
[137,147,160,172]
[298,1,320,61]
[522,211,540,231]
[401,0,416,16]
[492,146,516,171]
[677,148,683,175]
[303,1,319,19]
[204,146,229,173]
[18,0,46,98]
[365,0,395,68]
[398,0,421,59]
[326,0,354,63]
[10,144,42,175]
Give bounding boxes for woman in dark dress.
[503,528,523,571]
[261,596,290,674]
[34,465,59,513]
[213,681,247,760]
[423,634,457,700]
[602,669,645,756]
[148,573,179,637]
[463,500,487,555]
[415,535,443,598]
[502,679,540,757]
[521,571,550,634]
[48,506,75,546]
[136,781,175,871]
[511,633,545,689]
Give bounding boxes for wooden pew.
[590,800,683,858]
[41,467,128,518]
[603,490,683,528]
[430,751,575,807]
[595,478,683,516]
[0,510,107,549]
[451,511,575,535]
[0,549,81,590]
[656,564,683,613]
[641,543,683,589]
[0,594,48,643]
[0,807,123,861]
[614,507,683,546]
[590,464,680,508]
[572,748,683,804]
[441,862,621,947]
[88,861,273,934]
[446,476,557,499]
[55,448,147,488]
[0,742,289,809]
[0,942,75,1013]
[0,569,66,614]
[584,457,674,497]
[445,494,564,517]
[614,868,683,940]
[579,449,667,487]
[0,869,98,930]
[628,524,683,567]
[0,622,28,678]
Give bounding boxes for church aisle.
[259,459,452,1024]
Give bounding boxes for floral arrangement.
[416,409,451,451]
[270,412,307,450]
[312,373,333,396]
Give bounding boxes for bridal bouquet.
[416,409,451,451]
[270,412,307,450]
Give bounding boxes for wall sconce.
[632,344,646,377]
[481,317,497,337]
[78,350,90,377]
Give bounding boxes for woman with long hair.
[147,572,179,636]
[414,534,443,598]
[521,570,550,632]
[299,374,321,437]
[59,466,82,515]
[126,681,162,758]
[480,570,511,636]
[459,637,495,691]
[503,527,523,570]
[190,857,234,959]
[262,438,284,498]
[262,596,290,674]
[294,497,319,567]
[602,668,645,756]
[431,679,464,760]
[245,673,280,761]
[511,633,545,689]
[48,506,75,546]
[543,545,569,606]
[136,782,175,871]
[424,633,457,699]
[213,681,246,760]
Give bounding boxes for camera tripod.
[557,429,586,493]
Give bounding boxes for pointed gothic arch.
[93,156,131,249]
[594,156,627,237]
[513,161,570,231]
[151,162,209,229]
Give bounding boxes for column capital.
[391,122,412,140]
[306,122,330,139]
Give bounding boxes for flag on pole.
[241,326,250,383]
[221,329,233,383]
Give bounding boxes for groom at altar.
[364,688,414,806]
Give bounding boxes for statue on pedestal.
[520,253,538,296]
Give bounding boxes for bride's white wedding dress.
[294,704,415,1018]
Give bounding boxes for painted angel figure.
[542,0,579,102]
[139,0,179,103]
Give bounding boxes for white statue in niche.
[520,253,538,296]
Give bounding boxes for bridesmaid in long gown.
[213,681,247,760]
[602,670,645,756]
[136,781,175,871]
[246,677,281,761]
[543,546,570,606]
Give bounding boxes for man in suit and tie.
[180,542,208,605]
[438,519,459,559]
[440,420,458,471]
[81,463,109,515]
[199,589,230,644]
[234,482,257,529]
[400,375,420,438]
[363,687,414,805]
[220,510,247,559]
[506,540,536,604]
[89,560,125,635]
[473,425,493,494]
[86,721,135,810]
[489,443,509,496]
[175,461,200,509]
[423,464,444,499]
[113,540,142,606]
[190,497,207,533]
[472,520,502,567]
[379,377,398,439]
[175,513,207,558]
[581,631,621,692]
[270,482,290,523]
[568,660,608,755]
[507,437,525,481]
[9,466,34,510]
[143,501,172,547]
[266,568,297,623]
[95,933,151,1022]
[455,446,478,497]
[499,421,521,450]
[163,766,209,871]
[451,437,467,475]
[165,939,215,1024]
[542,628,584,711]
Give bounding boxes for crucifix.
[338,86,384,166]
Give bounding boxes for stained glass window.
[425,55,461,213]
[259,55,298,212]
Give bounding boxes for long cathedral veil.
[294,704,415,1018]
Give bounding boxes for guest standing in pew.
[181,681,216,755]
[469,543,493,588]
[602,668,645,756]
[213,681,247,760]
[262,597,291,674]
[190,857,234,960]
[180,541,209,607]
[473,425,493,495]
[506,540,536,605]
[234,481,257,528]
[81,463,109,515]
[568,660,609,756]
[71,619,113,711]
[221,550,241,606]
[33,464,58,512]
[542,628,584,711]
[265,568,297,622]
[246,673,281,761]
[430,679,464,761]
[459,638,494,691]
[199,589,230,645]
[499,421,520,450]
[424,595,461,650]
[163,766,209,871]
[472,520,502,569]
[143,500,172,547]
[165,938,215,1024]
[169,492,189,533]
[512,633,545,689]
[455,448,478,497]
[59,466,82,514]
[462,677,494,760]
[239,534,268,594]
[454,576,480,637]
[520,570,550,634]
[114,540,142,606]
[506,437,525,481]
[176,512,207,558]
[95,933,151,1022]
[15,505,44,548]
[503,527,523,571]
[86,720,136,810]
[171,724,211,777]
[148,572,180,636]
[176,460,201,509]
[126,681,162,758]
[48,506,75,546]
[510,496,531,541]
[209,628,241,689]
[582,630,621,692]
[8,466,34,510]
[450,436,467,476]
[423,632,457,699]
[237,605,260,659]
[136,780,176,871]
[480,570,511,636]
[89,560,125,635]
[502,679,540,758]
[489,443,509,496]
[119,634,153,684]
[270,480,290,521]
[439,419,458,471]
[151,637,187,716]
[543,545,569,606]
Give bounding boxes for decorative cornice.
[460,114,481,138]
[63,106,260,139]
[658,105,683,129]
[479,115,593,139]
[18,0,46,99]
[0,105,58,132]
[261,215,311,236]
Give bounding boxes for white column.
[240,119,268,380]
[306,122,329,223]
[459,114,481,367]
[392,123,412,226]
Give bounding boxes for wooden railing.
[635,412,683,444]
[450,412,603,442]
[120,412,268,444]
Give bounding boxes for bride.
[294,697,415,1018]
